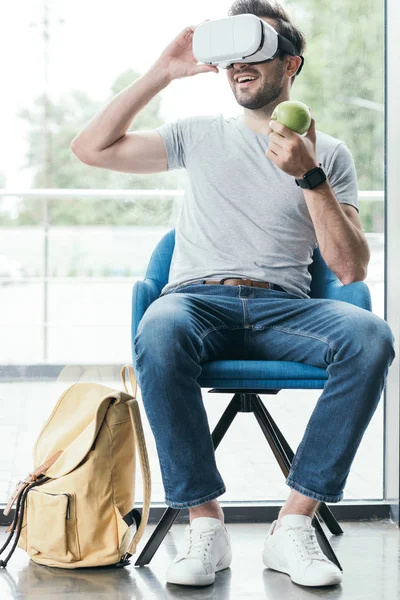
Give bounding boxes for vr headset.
[192,14,304,75]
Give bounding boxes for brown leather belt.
[200,277,287,292]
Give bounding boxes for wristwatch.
[295,163,327,190]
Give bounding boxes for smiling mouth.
[236,78,259,88]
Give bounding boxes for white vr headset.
[192,14,304,74]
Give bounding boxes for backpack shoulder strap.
[121,364,137,399]
[120,365,151,557]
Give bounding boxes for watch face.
[308,169,324,186]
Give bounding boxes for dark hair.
[227,0,306,81]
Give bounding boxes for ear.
[286,55,302,78]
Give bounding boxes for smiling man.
[71,0,395,590]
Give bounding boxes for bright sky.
[0,0,250,187]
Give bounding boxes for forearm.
[303,181,370,283]
[71,68,171,154]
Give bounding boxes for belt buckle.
[219,277,253,286]
[219,276,245,285]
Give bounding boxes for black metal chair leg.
[251,394,343,572]
[312,513,343,571]
[134,394,242,567]
[134,506,181,566]
[315,504,343,535]
[209,394,242,450]
[252,394,343,536]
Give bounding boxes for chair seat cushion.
[198,360,327,390]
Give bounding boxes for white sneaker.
[166,517,232,586]
[262,514,343,587]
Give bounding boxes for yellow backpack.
[1,364,151,569]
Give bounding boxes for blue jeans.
[132,283,395,509]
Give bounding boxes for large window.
[0,0,387,509]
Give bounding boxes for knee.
[346,311,395,366]
[376,319,395,366]
[133,296,200,362]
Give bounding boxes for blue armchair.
[131,228,372,570]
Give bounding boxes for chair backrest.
[144,228,338,299]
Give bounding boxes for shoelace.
[286,525,331,563]
[184,527,217,560]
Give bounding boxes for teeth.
[238,76,257,83]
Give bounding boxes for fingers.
[194,64,218,75]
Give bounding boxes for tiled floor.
[1,519,399,599]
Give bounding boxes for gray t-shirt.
[155,113,359,298]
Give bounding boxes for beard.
[230,64,285,110]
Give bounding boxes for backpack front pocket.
[26,489,80,562]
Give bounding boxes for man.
[71,0,395,589]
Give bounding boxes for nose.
[230,63,259,77]
[232,62,252,70]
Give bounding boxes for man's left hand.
[265,115,318,179]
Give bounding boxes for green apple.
[271,101,311,135]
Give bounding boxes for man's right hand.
[149,21,219,82]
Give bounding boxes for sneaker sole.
[262,545,343,587]
[166,546,232,586]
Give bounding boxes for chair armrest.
[131,278,161,339]
[323,280,372,311]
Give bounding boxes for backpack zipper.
[65,493,71,519]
